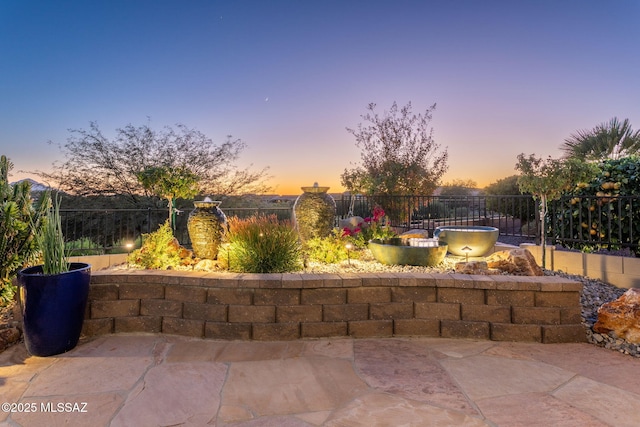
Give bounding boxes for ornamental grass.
[220,215,302,273]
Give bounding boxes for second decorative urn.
[187,198,227,259]
[293,183,336,242]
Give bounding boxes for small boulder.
[194,259,218,271]
[0,327,21,351]
[593,288,640,344]
[485,249,543,276]
[455,261,500,275]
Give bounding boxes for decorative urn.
[293,183,336,242]
[187,198,227,259]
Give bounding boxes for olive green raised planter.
[369,238,448,267]
[433,226,498,257]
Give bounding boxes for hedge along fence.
[83,270,585,344]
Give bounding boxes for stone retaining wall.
[83,270,585,343]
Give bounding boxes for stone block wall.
[522,244,640,288]
[83,270,585,343]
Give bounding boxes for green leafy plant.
[413,200,449,220]
[515,154,598,267]
[66,237,104,256]
[0,156,48,304]
[127,220,191,269]
[304,229,361,264]
[551,156,640,255]
[484,175,536,226]
[561,117,640,161]
[137,165,200,229]
[341,206,396,247]
[36,193,70,275]
[219,215,302,273]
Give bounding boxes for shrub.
[127,221,191,269]
[219,215,302,273]
[485,175,535,222]
[304,229,360,264]
[0,156,48,305]
[66,237,104,256]
[413,201,448,220]
[341,206,396,247]
[551,156,640,255]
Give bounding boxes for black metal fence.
[335,194,537,237]
[60,206,293,255]
[549,195,639,254]
[59,194,640,256]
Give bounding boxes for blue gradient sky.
[2,1,639,195]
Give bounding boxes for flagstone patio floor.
[1,334,639,426]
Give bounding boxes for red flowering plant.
[341,206,396,248]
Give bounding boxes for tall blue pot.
[17,262,91,357]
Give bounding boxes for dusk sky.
[2,1,639,195]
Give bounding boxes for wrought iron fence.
[548,195,639,254]
[60,206,293,255]
[336,194,537,237]
[58,194,640,256]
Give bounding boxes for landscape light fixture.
[461,246,472,263]
[345,243,353,265]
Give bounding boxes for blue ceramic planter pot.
[18,263,91,357]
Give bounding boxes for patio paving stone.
[1,334,639,426]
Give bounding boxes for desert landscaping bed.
[0,253,634,356]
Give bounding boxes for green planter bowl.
[433,226,499,257]
[368,238,448,267]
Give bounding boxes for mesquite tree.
[515,154,597,268]
[341,101,448,223]
[341,101,448,196]
[37,121,271,205]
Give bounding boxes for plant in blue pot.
[18,193,91,357]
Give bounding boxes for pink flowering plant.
[342,206,396,248]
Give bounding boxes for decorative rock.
[0,327,21,351]
[455,261,500,275]
[485,249,543,276]
[167,238,195,265]
[194,259,219,271]
[593,288,640,344]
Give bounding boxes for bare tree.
[36,121,271,205]
[341,102,448,196]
